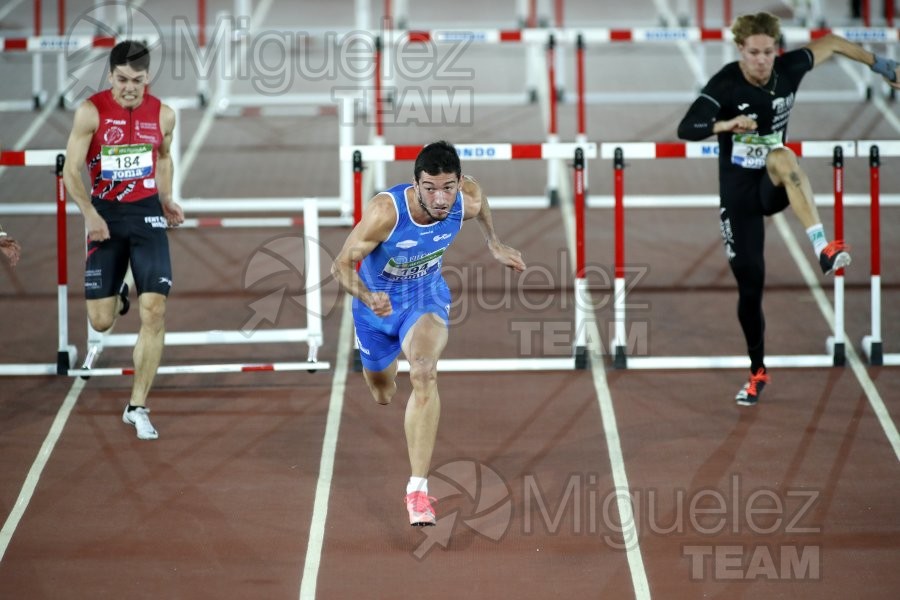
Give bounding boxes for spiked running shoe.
[735,368,770,406]
[405,491,436,526]
[819,241,851,275]
[122,405,159,440]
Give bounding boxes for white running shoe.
[122,405,159,440]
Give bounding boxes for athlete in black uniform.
[678,12,899,405]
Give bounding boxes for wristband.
[0,232,7,238]
[871,54,898,82]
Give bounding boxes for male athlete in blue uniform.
[678,12,899,406]
[332,141,526,526]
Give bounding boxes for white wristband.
[0,231,7,238]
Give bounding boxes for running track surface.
[2,1,899,598]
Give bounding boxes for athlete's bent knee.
[766,146,800,177]
[364,369,397,405]
[139,296,167,333]
[87,300,117,332]
[408,357,438,391]
[89,314,115,333]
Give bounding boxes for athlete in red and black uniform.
[64,41,184,440]
[678,12,899,406]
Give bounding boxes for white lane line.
[559,168,652,599]
[773,213,900,462]
[0,377,85,562]
[298,299,353,600]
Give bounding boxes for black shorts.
[718,171,789,267]
[85,195,173,299]
[720,169,790,219]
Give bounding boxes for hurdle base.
[0,364,58,376]
[398,358,576,372]
[832,344,845,367]
[621,355,838,370]
[56,345,77,375]
[548,188,559,208]
[613,345,627,370]
[71,361,332,377]
[575,346,589,370]
[826,337,846,367]
[861,336,883,367]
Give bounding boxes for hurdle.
[860,0,896,27]
[0,147,330,376]
[860,140,900,366]
[0,151,77,376]
[342,142,594,372]
[165,101,350,227]
[602,140,855,370]
[0,34,115,110]
[77,195,330,377]
[364,29,588,208]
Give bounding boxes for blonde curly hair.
[731,12,781,45]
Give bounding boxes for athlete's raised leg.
[363,359,399,405]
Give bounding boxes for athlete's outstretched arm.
[331,194,397,316]
[462,176,526,272]
[807,33,899,88]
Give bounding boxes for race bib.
[730,132,783,169]
[380,249,444,282]
[100,143,153,180]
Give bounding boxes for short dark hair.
[414,140,461,181]
[109,40,151,73]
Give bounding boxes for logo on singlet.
[103,127,125,144]
[397,239,418,249]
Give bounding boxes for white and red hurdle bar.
[0,151,75,375]
[342,142,596,372]
[365,31,589,208]
[0,150,330,377]
[601,140,857,370]
[859,141,900,366]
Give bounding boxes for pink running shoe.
[404,491,436,526]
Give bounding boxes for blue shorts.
[352,285,451,372]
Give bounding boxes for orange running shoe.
[819,240,851,275]
[736,368,770,406]
[404,491,436,526]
